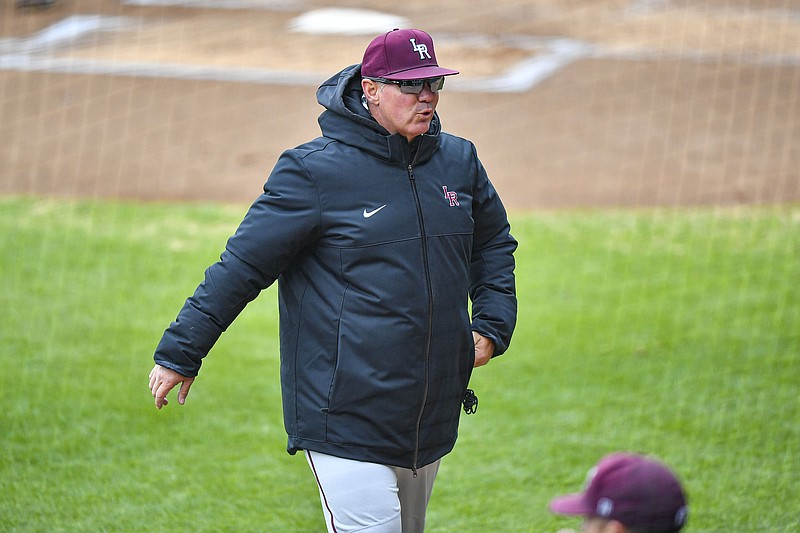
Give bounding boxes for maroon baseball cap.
[549,453,689,532]
[361,28,459,80]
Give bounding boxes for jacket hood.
[315,63,442,163]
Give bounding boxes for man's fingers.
[471,332,495,368]
[177,378,195,405]
[149,365,194,409]
[151,379,167,401]
[150,370,174,409]
[154,383,173,409]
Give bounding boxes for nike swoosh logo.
[363,205,387,218]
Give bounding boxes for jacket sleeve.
[153,150,321,377]
[468,144,518,356]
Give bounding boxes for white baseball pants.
[305,450,441,533]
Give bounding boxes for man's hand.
[148,364,195,409]
[472,331,495,367]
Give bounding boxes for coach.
[148,28,517,532]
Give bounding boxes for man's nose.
[418,83,435,100]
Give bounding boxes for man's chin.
[408,120,432,137]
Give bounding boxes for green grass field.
[1,197,798,532]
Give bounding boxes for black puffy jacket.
[154,64,517,470]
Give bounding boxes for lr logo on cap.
[410,38,431,60]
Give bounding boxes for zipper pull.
[408,165,415,180]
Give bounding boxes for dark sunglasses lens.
[399,81,424,94]
[429,77,445,92]
[398,77,445,94]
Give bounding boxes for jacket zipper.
[407,158,434,477]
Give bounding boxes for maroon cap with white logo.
[361,28,459,80]
[549,453,689,533]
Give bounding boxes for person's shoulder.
[437,131,479,159]
[439,130,476,147]
[282,137,338,159]
[292,136,331,151]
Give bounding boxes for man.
[550,453,689,533]
[149,28,517,532]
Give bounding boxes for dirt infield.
[2,0,799,209]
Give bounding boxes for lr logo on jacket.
[410,38,431,60]
[442,186,459,206]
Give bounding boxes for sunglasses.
[366,76,446,94]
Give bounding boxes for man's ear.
[361,78,380,105]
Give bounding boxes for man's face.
[362,79,439,142]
